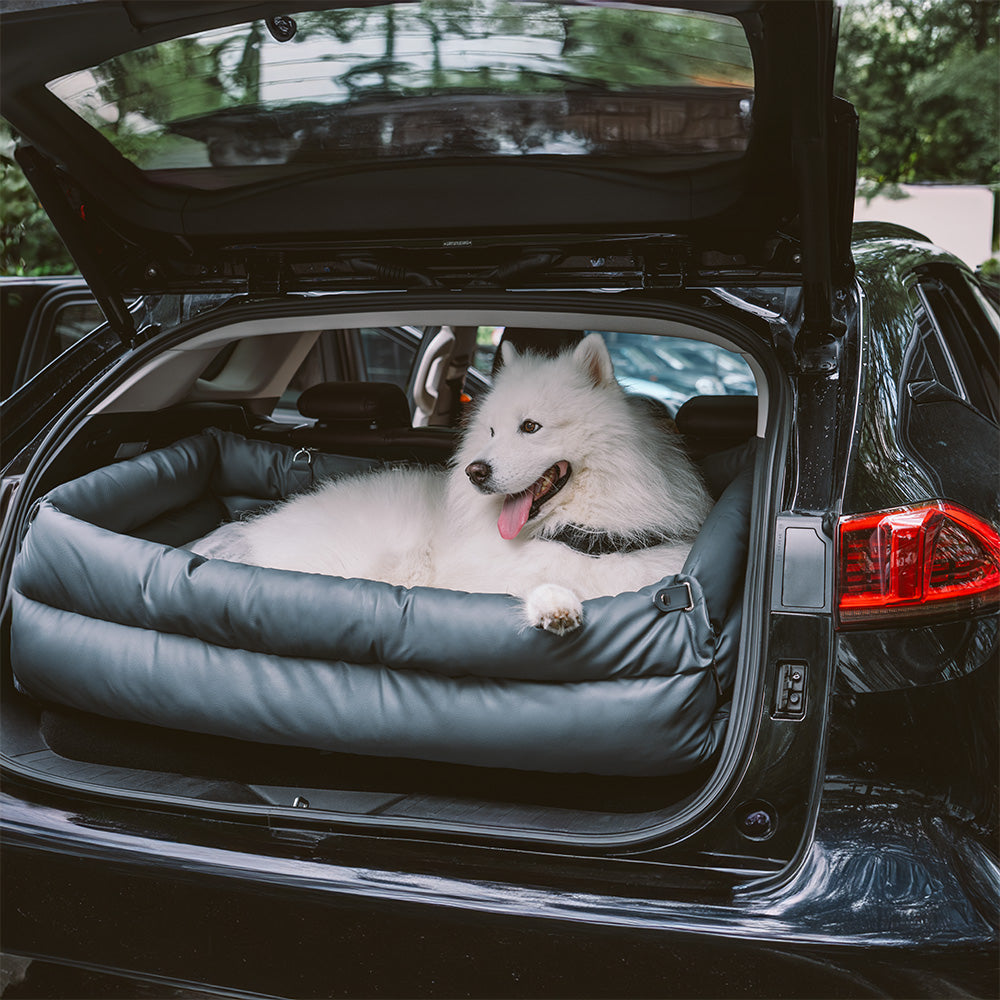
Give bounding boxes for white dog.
[192,334,712,634]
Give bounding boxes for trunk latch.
[773,662,808,720]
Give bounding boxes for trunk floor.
[3,696,712,836]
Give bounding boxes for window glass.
[916,277,999,422]
[274,333,339,416]
[910,295,963,397]
[957,280,999,420]
[596,331,755,415]
[473,329,754,414]
[275,327,419,419]
[275,326,751,423]
[970,279,1000,334]
[474,326,503,376]
[358,328,415,390]
[8,291,107,391]
[47,3,753,185]
[52,301,106,355]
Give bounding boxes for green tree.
[561,6,752,89]
[835,0,999,248]
[87,34,260,165]
[0,120,76,275]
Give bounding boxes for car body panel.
[0,227,995,1000]
[2,773,996,997]
[0,1,839,244]
[0,2,996,994]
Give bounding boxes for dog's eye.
[519,419,541,434]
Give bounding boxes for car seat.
[288,381,456,462]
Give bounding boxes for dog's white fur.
[192,335,712,634]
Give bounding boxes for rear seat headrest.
[674,395,758,440]
[297,381,411,428]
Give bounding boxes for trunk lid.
[1,1,855,346]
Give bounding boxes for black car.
[1,2,997,997]
[0,274,105,398]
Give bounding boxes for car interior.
[4,303,774,847]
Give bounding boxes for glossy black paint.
[0,235,997,995]
[0,0,996,988]
[845,236,1000,516]
[0,3,852,291]
[3,772,996,998]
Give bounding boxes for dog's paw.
[524,584,583,635]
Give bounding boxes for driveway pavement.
[854,183,995,269]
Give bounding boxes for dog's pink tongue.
[498,490,533,540]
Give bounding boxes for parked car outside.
[0,2,996,997]
[0,275,105,397]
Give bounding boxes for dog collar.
[540,524,677,557]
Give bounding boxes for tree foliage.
[0,121,76,275]
[836,0,999,188]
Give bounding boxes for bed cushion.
[10,429,753,776]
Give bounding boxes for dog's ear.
[572,334,614,386]
[497,339,521,370]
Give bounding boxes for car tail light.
[838,502,1000,628]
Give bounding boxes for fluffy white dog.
[192,334,712,634]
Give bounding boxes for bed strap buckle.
[290,447,316,488]
[653,581,694,614]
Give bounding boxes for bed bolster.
[44,432,220,533]
[209,427,378,504]
[14,502,715,681]
[11,596,723,776]
[682,459,753,622]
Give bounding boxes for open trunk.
[2,290,787,851]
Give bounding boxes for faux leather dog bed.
[11,429,753,776]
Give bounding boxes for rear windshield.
[46,2,753,187]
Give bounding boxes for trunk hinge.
[794,334,841,376]
[15,144,139,348]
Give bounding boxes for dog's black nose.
[465,461,491,485]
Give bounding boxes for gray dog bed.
[11,429,753,776]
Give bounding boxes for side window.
[275,327,753,423]
[596,332,755,416]
[274,327,421,421]
[1,283,46,397]
[466,330,755,414]
[7,288,106,393]
[51,300,106,355]
[357,328,417,391]
[901,271,998,514]
[914,271,999,423]
[473,326,502,376]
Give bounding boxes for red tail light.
[838,502,1000,628]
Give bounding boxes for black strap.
[653,582,695,614]
[540,523,678,557]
